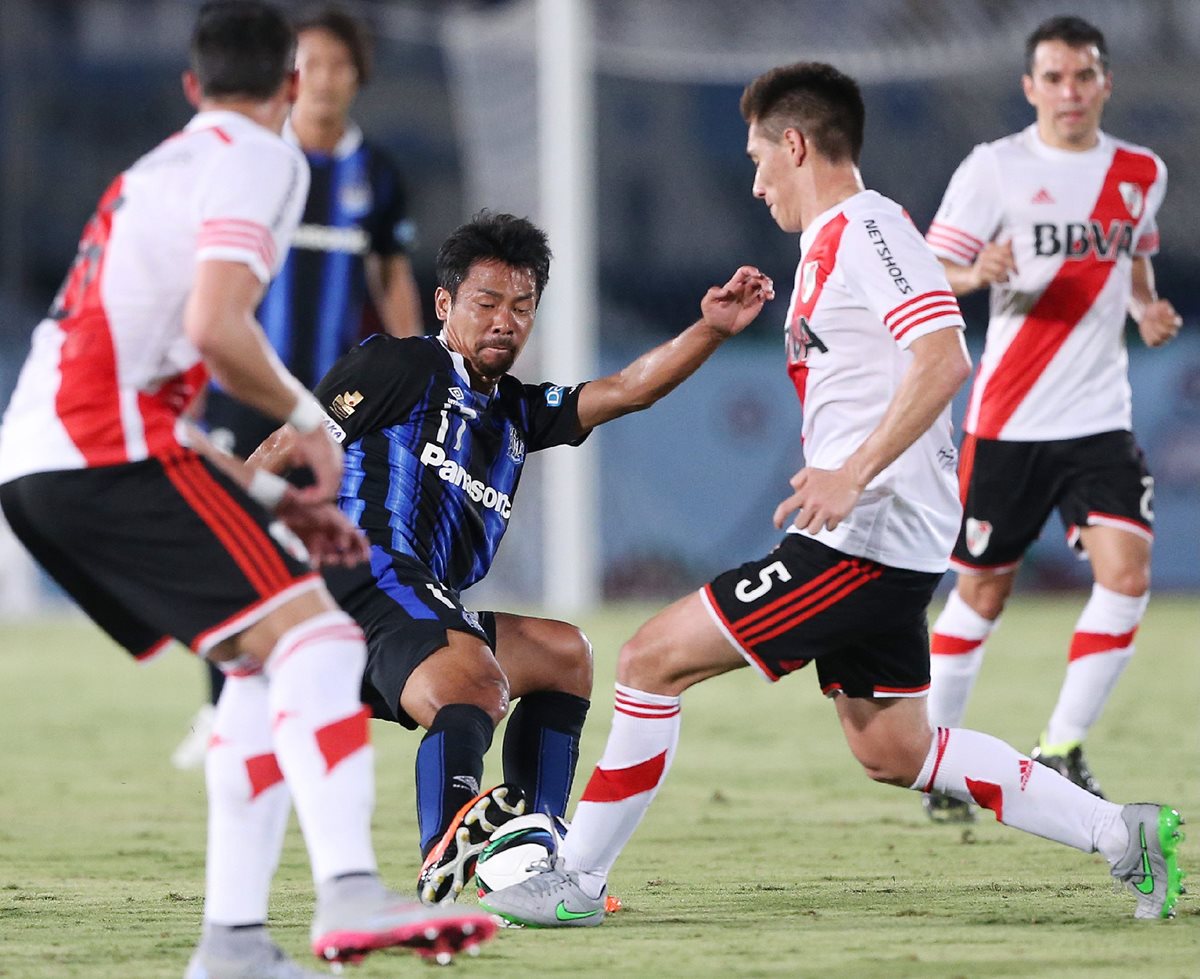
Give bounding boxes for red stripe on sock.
[930,633,982,655]
[1068,628,1137,661]
[922,726,952,793]
[315,705,371,773]
[965,777,1004,822]
[246,752,284,799]
[580,751,667,803]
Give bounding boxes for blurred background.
[2,0,1199,616]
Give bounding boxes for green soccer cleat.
[1031,738,1105,798]
[922,789,977,823]
[1110,803,1187,920]
[479,862,607,929]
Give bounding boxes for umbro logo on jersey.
[965,517,992,557]
[330,390,363,420]
[449,387,465,401]
[1030,187,1055,204]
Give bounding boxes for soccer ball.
[474,812,563,895]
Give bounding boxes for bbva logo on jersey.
[1032,220,1136,261]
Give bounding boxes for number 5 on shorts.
[734,560,792,603]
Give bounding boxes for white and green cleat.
[479,863,607,928]
[1110,803,1187,920]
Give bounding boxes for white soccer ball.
[474,812,563,895]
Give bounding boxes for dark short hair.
[436,211,552,303]
[739,62,865,165]
[190,1,295,100]
[1025,15,1109,74]
[295,6,373,85]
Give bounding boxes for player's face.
[436,260,538,387]
[1023,40,1111,150]
[746,122,803,233]
[295,28,359,125]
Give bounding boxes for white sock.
[265,610,377,884]
[912,726,1127,860]
[928,589,997,727]
[1044,585,1147,749]
[561,684,681,897]
[203,674,292,925]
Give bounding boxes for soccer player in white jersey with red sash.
[924,16,1181,819]
[0,3,495,975]
[479,61,1185,930]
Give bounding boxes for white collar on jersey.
[185,108,275,137]
[436,333,500,402]
[1023,123,1111,161]
[282,116,364,160]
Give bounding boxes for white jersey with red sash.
[926,125,1165,442]
[0,110,308,483]
[785,190,966,573]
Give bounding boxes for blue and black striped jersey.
[315,334,589,591]
[261,122,413,390]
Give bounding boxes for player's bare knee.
[616,628,673,691]
[421,670,510,727]
[958,575,1010,621]
[540,621,593,698]
[1097,566,1149,598]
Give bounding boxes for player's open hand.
[773,466,863,534]
[275,491,369,567]
[701,266,775,337]
[1138,298,1182,348]
[971,240,1016,289]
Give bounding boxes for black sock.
[502,691,590,818]
[415,703,495,856]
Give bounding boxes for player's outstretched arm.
[1129,256,1182,348]
[774,328,971,533]
[575,266,774,430]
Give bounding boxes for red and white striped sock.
[928,589,997,727]
[560,683,681,897]
[203,674,292,925]
[1044,585,1147,749]
[265,610,377,884]
[912,726,1126,860]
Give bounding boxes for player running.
[252,211,775,906]
[923,15,1180,820]
[478,61,1185,929]
[0,3,494,975]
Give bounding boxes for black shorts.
[0,455,316,660]
[324,549,497,729]
[701,534,941,699]
[952,430,1154,574]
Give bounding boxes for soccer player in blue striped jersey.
[256,211,774,904]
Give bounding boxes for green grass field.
[2,596,1198,978]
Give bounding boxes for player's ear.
[434,286,452,323]
[1021,73,1036,107]
[784,127,807,166]
[182,70,203,109]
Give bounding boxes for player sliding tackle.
[480,61,1185,929]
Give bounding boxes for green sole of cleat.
[1158,808,1186,919]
